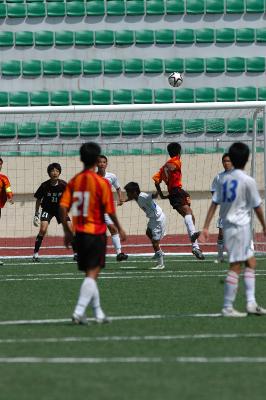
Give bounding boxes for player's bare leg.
[33,221,49,262]
[146,228,165,270]
[215,228,225,263]
[244,257,266,315]
[67,221,77,261]
[108,224,128,262]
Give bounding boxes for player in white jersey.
[210,153,233,263]
[97,155,128,262]
[123,182,166,269]
[200,142,266,317]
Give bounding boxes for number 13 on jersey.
[71,191,90,216]
[222,180,238,202]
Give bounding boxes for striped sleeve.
[152,168,163,184]
[3,175,13,199]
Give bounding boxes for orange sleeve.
[152,168,163,184]
[3,175,13,199]
[102,180,115,214]
[60,180,73,210]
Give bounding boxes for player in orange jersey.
[152,142,204,260]
[60,142,126,325]
[0,157,14,265]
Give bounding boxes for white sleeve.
[212,182,221,204]
[210,175,218,193]
[247,178,262,209]
[112,174,120,190]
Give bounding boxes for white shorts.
[216,217,223,229]
[147,215,166,241]
[104,213,113,226]
[223,223,254,263]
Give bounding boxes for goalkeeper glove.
[33,212,40,227]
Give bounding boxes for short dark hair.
[47,163,61,176]
[228,142,249,169]
[98,154,108,162]
[167,142,182,157]
[222,153,230,161]
[80,142,101,167]
[0,157,3,164]
[124,182,140,194]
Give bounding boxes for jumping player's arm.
[153,169,169,199]
[2,175,14,204]
[154,183,168,199]
[151,192,159,199]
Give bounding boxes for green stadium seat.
[0,31,13,47]
[35,31,54,46]
[38,122,58,138]
[155,29,174,44]
[17,122,37,138]
[258,87,266,101]
[175,29,194,44]
[30,91,50,106]
[206,118,225,134]
[206,0,224,13]
[165,0,185,14]
[257,118,264,134]
[121,120,141,136]
[163,119,183,135]
[146,0,165,15]
[107,0,125,15]
[186,0,204,14]
[15,31,33,46]
[206,57,225,73]
[26,2,46,17]
[236,28,255,43]
[126,0,145,15]
[43,59,62,75]
[227,118,247,134]
[86,0,105,15]
[7,3,26,17]
[144,58,163,73]
[0,92,8,107]
[175,88,194,103]
[237,86,257,101]
[80,121,100,137]
[55,31,74,46]
[104,59,123,74]
[47,2,65,17]
[185,119,205,134]
[22,60,42,76]
[256,28,266,42]
[66,1,85,16]
[95,30,114,46]
[164,58,184,73]
[246,57,265,72]
[135,30,154,45]
[0,123,16,139]
[246,0,265,13]
[142,119,162,135]
[0,4,6,18]
[113,89,132,104]
[154,89,174,103]
[83,59,102,75]
[71,90,91,105]
[101,121,121,136]
[124,58,143,73]
[9,91,29,106]
[226,0,244,13]
[115,30,134,46]
[226,57,245,72]
[92,89,111,105]
[63,60,82,75]
[59,122,79,138]
[185,58,204,73]
[75,31,93,46]
[195,28,215,43]
[133,89,153,103]
[1,60,21,76]
[195,87,215,102]
[50,91,70,106]
[216,28,235,43]
[216,87,236,102]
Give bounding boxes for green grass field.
[0,255,266,400]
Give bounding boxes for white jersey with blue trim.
[137,192,164,220]
[211,170,229,193]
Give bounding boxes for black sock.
[34,235,44,254]
[71,238,77,254]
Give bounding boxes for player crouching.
[123,182,166,270]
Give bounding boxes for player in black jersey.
[32,163,75,262]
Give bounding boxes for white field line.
[0,332,265,345]
[0,356,266,364]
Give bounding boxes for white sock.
[112,234,121,254]
[244,267,256,305]
[90,281,106,320]
[184,215,199,249]
[155,250,164,266]
[217,239,224,260]
[34,252,39,257]
[74,277,95,317]
[223,271,239,308]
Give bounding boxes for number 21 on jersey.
[222,180,238,202]
[71,191,90,216]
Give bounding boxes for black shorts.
[75,232,107,271]
[169,187,191,210]
[40,209,70,225]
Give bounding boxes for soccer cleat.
[190,231,201,243]
[95,316,110,324]
[32,256,40,263]
[151,264,165,270]
[72,313,88,325]
[246,303,266,315]
[192,247,205,260]
[116,252,128,262]
[222,307,247,317]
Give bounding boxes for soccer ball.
[168,72,183,88]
